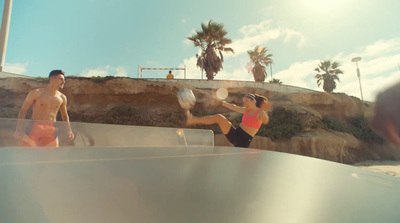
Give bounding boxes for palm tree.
[269,78,282,84]
[247,46,273,82]
[187,20,234,80]
[314,60,343,93]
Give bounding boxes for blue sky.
[2,0,400,101]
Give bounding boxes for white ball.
[216,88,228,100]
[177,88,196,109]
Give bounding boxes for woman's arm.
[258,99,271,124]
[221,101,246,114]
[258,110,269,124]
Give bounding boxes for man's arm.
[59,95,74,141]
[14,90,37,139]
[221,101,246,114]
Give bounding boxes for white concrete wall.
[0,74,318,94]
[147,78,319,94]
[0,71,32,79]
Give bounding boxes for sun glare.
[299,0,349,13]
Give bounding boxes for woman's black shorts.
[225,126,253,148]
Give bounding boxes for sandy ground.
[353,160,400,177]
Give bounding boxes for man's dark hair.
[49,70,65,78]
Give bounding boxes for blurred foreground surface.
[1,144,400,222]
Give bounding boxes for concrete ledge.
[0,71,33,79]
[146,78,319,94]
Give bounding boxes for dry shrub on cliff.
[90,76,117,83]
[68,105,187,127]
[257,107,305,140]
[0,88,18,118]
[321,116,383,143]
[0,88,12,97]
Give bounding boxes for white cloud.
[274,60,320,89]
[274,38,400,101]
[80,65,127,77]
[181,56,202,79]
[3,62,28,74]
[336,71,400,102]
[181,20,308,81]
[181,55,254,81]
[363,38,400,57]
[115,67,128,77]
[183,29,197,46]
[283,29,307,48]
[335,53,400,101]
[181,21,400,103]
[238,20,273,37]
[216,67,253,81]
[230,20,307,56]
[183,20,306,57]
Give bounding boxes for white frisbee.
[216,88,228,100]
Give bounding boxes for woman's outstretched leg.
[186,110,232,134]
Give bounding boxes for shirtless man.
[14,70,74,147]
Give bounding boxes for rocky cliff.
[1,77,399,164]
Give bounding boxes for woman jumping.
[186,94,271,148]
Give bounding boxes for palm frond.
[314,59,343,92]
[189,20,234,79]
[223,47,234,53]
[331,61,340,69]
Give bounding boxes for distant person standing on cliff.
[14,69,74,147]
[166,70,174,79]
[370,82,400,146]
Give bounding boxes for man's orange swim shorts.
[21,121,59,147]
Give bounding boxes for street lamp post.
[351,57,364,102]
[270,63,273,82]
[196,54,204,80]
[0,0,13,72]
[201,58,203,80]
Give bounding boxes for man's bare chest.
[34,93,63,109]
